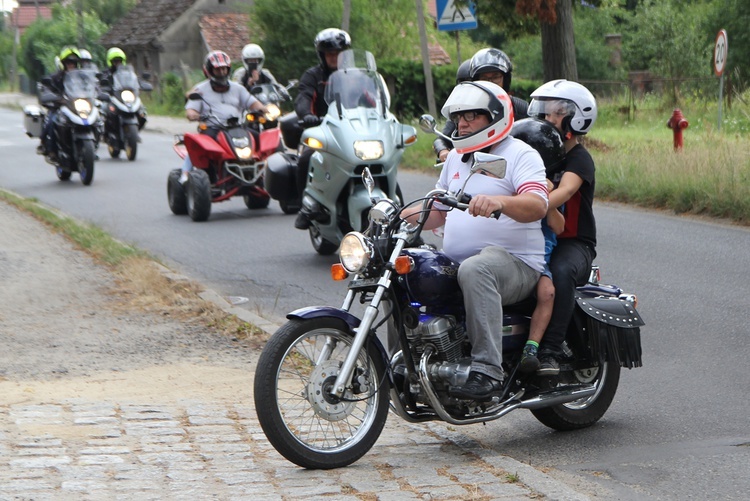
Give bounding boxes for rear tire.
[279,200,301,214]
[254,318,389,469]
[56,167,72,181]
[243,193,270,210]
[186,169,212,222]
[124,124,138,161]
[531,362,621,431]
[167,169,188,215]
[78,141,95,186]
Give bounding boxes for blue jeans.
[458,246,540,381]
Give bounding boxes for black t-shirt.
[557,143,596,248]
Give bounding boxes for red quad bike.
[167,94,282,221]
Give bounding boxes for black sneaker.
[537,355,560,376]
[448,371,503,401]
[518,345,540,373]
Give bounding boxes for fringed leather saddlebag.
[575,296,645,368]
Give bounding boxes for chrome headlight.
[354,140,383,160]
[339,232,372,273]
[121,90,136,104]
[74,99,92,118]
[369,200,398,225]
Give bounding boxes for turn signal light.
[331,263,349,281]
[394,256,414,275]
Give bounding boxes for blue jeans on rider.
[539,239,595,358]
[458,246,541,382]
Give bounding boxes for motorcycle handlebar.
[434,193,502,219]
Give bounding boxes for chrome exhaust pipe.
[517,385,597,410]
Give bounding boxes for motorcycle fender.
[286,306,388,363]
[288,306,361,331]
[257,128,281,156]
[347,187,385,231]
[184,133,225,169]
[73,131,96,142]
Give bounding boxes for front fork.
[331,235,408,397]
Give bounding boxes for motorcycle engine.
[405,313,464,364]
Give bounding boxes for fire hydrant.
[666,108,689,151]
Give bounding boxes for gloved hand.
[303,114,321,127]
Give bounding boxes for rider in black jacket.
[293,28,352,230]
[433,48,529,162]
[37,47,80,159]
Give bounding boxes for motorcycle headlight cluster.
[339,232,372,273]
[74,99,92,118]
[354,140,384,161]
[264,104,281,121]
[120,90,136,104]
[232,136,253,159]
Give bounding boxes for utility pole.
[342,0,351,32]
[77,0,84,48]
[415,0,436,117]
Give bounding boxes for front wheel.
[78,141,95,185]
[167,169,187,215]
[531,362,621,431]
[124,124,138,161]
[279,200,301,214]
[309,225,338,255]
[254,318,389,469]
[186,169,212,221]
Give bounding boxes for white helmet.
[441,81,514,154]
[241,43,265,72]
[528,79,597,135]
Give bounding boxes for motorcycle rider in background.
[433,48,529,162]
[37,46,81,160]
[293,27,352,230]
[232,43,287,98]
[78,49,98,71]
[405,81,548,400]
[100,47,127,90]
[179,50,266,183]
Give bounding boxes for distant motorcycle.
[99,65,152,161]
[167,93,283,221]
[25,69,101,185]
[264,49,417,254]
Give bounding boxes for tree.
[80,0,138,26]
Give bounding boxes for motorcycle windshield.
[113,65,140,93]
[249,83,280,104]
[324,68,389,115]
[62,70,98,100]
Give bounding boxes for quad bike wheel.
[167,169,188,215]
[186,169,212,221]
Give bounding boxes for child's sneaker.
[518,344,540,373]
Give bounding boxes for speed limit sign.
[714,29,728,77]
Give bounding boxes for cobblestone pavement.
[0,397,591,500]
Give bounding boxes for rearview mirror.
[471,152,507,179]
[419,114,437,134]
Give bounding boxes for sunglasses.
[450,110,486,124]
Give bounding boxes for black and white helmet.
[469,48,513,92]
[314,28,351,69]
[441,81,514,154]
[528,79,597,135]
[241,44,264,73]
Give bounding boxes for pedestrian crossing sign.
[436,0,478,32]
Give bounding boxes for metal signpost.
[714,29,728,131]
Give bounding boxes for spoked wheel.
[309,225,338,255]
[531,361,621,431]
[78,141,95,186]
[124,124,138,161]
[167,169,187,215]
[254,318,389,469]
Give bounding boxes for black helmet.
[469,48,513,92]
[511,118,565,177]
[314,28,351,70]
[456,60,471,84]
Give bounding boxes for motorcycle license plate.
[349,277,379,289]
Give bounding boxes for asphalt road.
[2,102,750,500]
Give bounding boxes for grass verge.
[0,189,268,347]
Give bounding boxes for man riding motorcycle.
[293,27,352,230]
[179,50,267,183]
[37,46,80,160]
[232,43,287,98]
